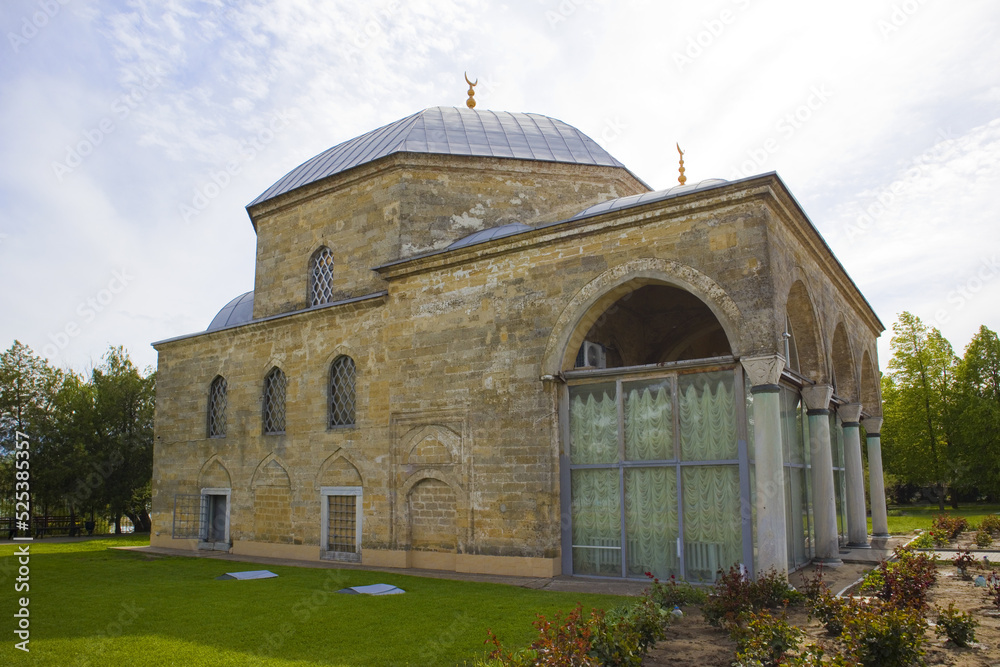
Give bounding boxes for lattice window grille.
[327,495,357,553]
[262,367,287,434]
[172,494,204,539]
[329,356,356,427]
[208,376,227,437]
[310,247,335,306]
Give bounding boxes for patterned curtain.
[625,467,679,577]
[682,466,742,581]
[570,386,618,464]
[571,468,621,576]
[624,382,673,460]
[679,373,737,460]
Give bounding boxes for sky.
[1,0,998,376]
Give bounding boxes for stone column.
[863,416,890,538]
[839,403,869,547]
[741,354,788,577]
[801,384,841,565]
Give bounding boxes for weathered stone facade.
[152,107,885,579]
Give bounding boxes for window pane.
[208,376,227,437]
[679,371,737,460]
[263,368,287,434]
[625,467,679,578]
[571,468,621,576]
[682,465,742,582]
[310,247,335,306]
[569,383,618,464]
[624,379,673,461]
[329,356,356,427]
[328,495,357,553]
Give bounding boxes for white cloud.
[1,0,999,373]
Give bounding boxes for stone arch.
[317,450,363,487]
[251,453,291,488]
[860,350,881,416]
[198,456,231,489]
[541,258,745,374]
[405,475,459,552]
[250,454,293,544]
[831,323,858,401]
[784,280,824,381]
[400,425,461,466]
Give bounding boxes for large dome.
[248,107,628,207]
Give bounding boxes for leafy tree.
[88,347,155,533]
[0,341,63,453]
[881,312,959,510]
[953,326,1000,499]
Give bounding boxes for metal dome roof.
[569,178,729,221]
[207,291,255,331]
[248,107,629,207]
[447,222,532,250]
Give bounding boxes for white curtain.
[682,466,742,581]
[625,467,679,577]
[625,383,673,460]
[570,388,618,464]
[571,468,621,576]
[679,373,737,460]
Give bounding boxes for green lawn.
[0,537,626,666]
[872,503,1000,535]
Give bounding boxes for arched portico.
[551,264,755,582]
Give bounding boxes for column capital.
[741,354,786,387]
[801,384,834,411]
[839,402,863,424]
[863,416,883,434]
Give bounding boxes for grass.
[0,536,627,666]
[871,503,1000,535]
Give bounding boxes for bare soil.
[644,561,1000,666]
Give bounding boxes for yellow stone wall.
[151,172,881,575]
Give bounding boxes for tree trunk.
[114,514,122,535]
[937,483,946,511]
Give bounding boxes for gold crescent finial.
[464,72,478,109]
[676,142,687,185]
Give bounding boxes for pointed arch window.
[262,367,287,434]
[309,247,335,306]
[329,356,356,428]
[207,376,227,437]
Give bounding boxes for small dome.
[447,222,532,250]
[570,178,729,221]
[207,291,255,331]
[249,107,629,207]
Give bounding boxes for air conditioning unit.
[575,341,606,369]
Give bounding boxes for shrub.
[806,582,847,636]
[935,603,978,647]
[861,546,937,611]
[841,600,927,667]
[644,572,706,609]
[909,530,935,549]
[954,549,976,579]
[976,528,994,548]
[730,610,803,667]
[932,514,968,541]
[590,598,668,667]
[481,593,670,666]
[987,572,1000,613]
[781,646,853,667]
[979,514,1000,535]
[702,567,803,628]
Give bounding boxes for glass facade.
[568,368,748,581]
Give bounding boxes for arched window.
[207,376,227,437]
[329,356,356,428]
[309,247,335,306]
[262,367,287,434]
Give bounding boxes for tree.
[0,341,63,453]
[881,312,960,510]
[953,326,1000,499]
[88,347,155,533]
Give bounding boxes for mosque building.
[151,87,887,581]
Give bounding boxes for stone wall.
[151,172,882,574]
